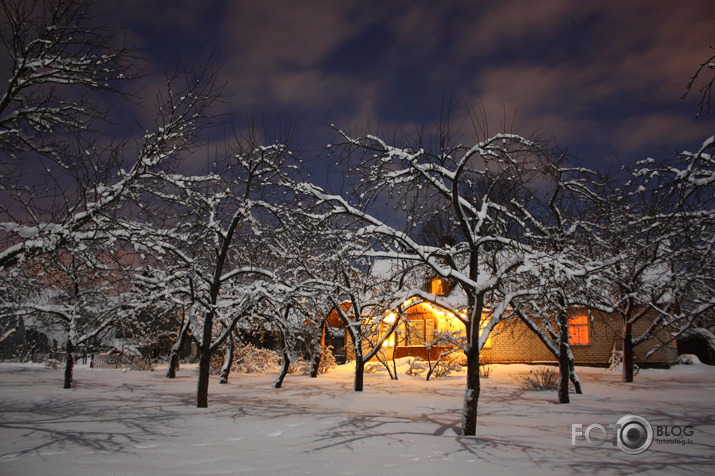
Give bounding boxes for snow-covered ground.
[1,360,714,475]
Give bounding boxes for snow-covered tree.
[0,1,224,321]
[682,46,715,117]
[576,137,715,382]
[324,255,410,392]
[256,299,321,388]
[129,130,309,407]
[622,137,715,371]
[165,309,192,379]
[507,156,612,402]
[10,241,145,388]
[0,0,137,161]
[300,125,544,435]
[0,60,221,271]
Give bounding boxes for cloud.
[614,113,714,159]
[100,0,714,168]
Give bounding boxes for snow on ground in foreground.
[1,361,714,476]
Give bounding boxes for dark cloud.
[106,0,714,169]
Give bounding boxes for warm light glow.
[479,312,493,348]
[383,311,396,323]
[418,302,460,325]
[373,297,495,353]
[568,315,590,345]
[400,296,419,309]
[431,278,445,295]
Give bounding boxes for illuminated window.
[425,319,434,344]
[407,320,425,346]
[381,322,396,348]
[568,315,590,345]
[431,278,444,295]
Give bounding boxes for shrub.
[429,358,462,379]
[318,345,337,374]
[364,363,382,374]
[14,341,40,363]
[288,345,337,375]
[288,358,308,374]
[405,357,427,376]
[608,348,640,376]
[677,354,701,365]
[210,342,280,374]
[518,366,559,391]
[44,358,61,369]
[232,343,280,373]
[479,362,495,378]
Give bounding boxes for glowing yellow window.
[431,278,445,295]
[568,315,590,345]
[408,320,425,346]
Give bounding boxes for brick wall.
[482,310,677,366]
[347,306,678,367]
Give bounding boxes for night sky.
[105,0,714,184]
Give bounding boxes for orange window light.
[568,315,590,345]
[431,278,444,295]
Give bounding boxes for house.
[331,274,678,368]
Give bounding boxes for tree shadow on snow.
[0,396,178,459]
[309,410,463,452]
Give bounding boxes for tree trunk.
[309,322,327,378]
[274,350,291,389]
[219,336,234,384]
[196,345,211,407]
[196,310,214,408]
[63,340,74,389]
[167,318,191,379]
[391,346,398,380]
[462,283,484,436]
[425,348,435,381]
[462,338,480,436]
[568,353,583,394]
[557,318,570,404]
[309,350,322,378]
[354,354,365,392]
[622,321,634,383]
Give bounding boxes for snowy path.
[0,362,714,475]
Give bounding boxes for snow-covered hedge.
[678,328,715,365]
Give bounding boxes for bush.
[44,358,61,369]
[518,367,559,391]
[288,358,308,374]
[405,357,427,376]
[14,341,40,363]
[429,358,462,379]
[318,345,337,374]
[232,343,280,373]
[210,342,280,374]
[479,362,495,378]
[364,363,383,373]
[288,345,337,375]
[608,349,639,375]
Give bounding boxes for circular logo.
[616,414,653,455]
